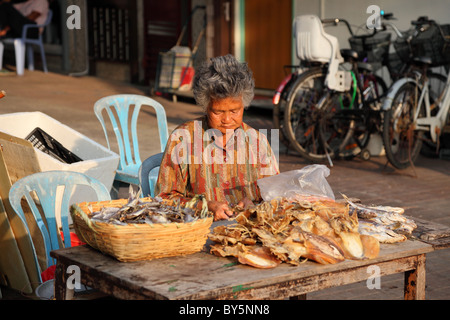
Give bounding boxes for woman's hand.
[236,197,254,209]
[208,200,234,221]
[207,197,254,221]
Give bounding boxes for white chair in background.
[0,9,53,75]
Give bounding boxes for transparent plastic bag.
[257,164,335,202]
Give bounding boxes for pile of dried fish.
[208,197,380,269]
[343,195,417,243]
[88,186,210,225]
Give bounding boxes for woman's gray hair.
[192,54,255,111]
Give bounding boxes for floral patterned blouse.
[155,116,279,205]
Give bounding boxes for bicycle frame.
[414,72,450,142]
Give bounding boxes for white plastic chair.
[293,15,346,91]
[0,9,53,76]
[8,170,111,283]
[94,95,169,191]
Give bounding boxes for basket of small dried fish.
[70,190,213,262]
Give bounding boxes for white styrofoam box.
[0,112,119,206]
[367,133,385,157]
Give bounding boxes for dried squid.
[208,197,381,269]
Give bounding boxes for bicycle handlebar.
[321,18,354,36]
[379,14,436,41]
[322,14,448,45]
[322,14,403,40]
[382,21,405,39]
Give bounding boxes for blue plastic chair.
[138,152,164,197]
[94,95,169,189]
[8,170,111,283]
[0,10,53,76]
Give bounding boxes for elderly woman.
[155,54,279,221]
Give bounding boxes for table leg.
[53,262,74,300]
[404,254,426,300]
[54,262,66,300]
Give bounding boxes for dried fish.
[91,206,121,222]
[358,220,407,243]
[151,215,169,224]
[343,194,404,218]
[341,194,416,243]
[87,189,211,225]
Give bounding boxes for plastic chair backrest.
[138,152,164,197]
[8,171,111,282]
[94,95,169,183]
[293,15,341,63]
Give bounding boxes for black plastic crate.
[25,127,83,164]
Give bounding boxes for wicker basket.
[70,198,213,262]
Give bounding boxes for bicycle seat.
[340,49,359,61]
[413,56,433,66]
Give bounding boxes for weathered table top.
[50,239,433,300]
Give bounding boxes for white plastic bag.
[257,164,335,201]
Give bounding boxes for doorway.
[244,0,292,90]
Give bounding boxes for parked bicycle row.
[272,13,450,169]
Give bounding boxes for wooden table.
[50,239,433,300]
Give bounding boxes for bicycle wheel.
[283,68,327,161]
[319,73,387,160]
[316,91,354,159]
[382,82,425,169]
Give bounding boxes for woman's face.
[206,96,244,135]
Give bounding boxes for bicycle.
[313,45,388,163]
[309,14,425,163]
[272,12,407,148]
[272,15,371,150]
[281,15,389,163]
[272,60,323,147]
[382,19,450,169]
